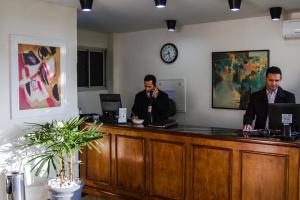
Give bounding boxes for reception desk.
[80,123,300,200]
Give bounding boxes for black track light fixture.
[80,0,93,12]
[228,0,242,12]
[166,20,176,31]
[270,7,282,21]
[155,0,167,8]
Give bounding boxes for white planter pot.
[48,179,84,200]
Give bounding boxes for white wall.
[0,0,77,199]
[78,29,109,48]
[113,15,300,129]
[77,29,113,114]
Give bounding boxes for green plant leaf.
[20,116,104,183]
[35,157,50,176]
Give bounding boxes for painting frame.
[10,34,66,119]
[212,49,269,110]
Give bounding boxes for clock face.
[160,43,178,63]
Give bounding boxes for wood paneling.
[192,145,232,200]
[80,124,300,200]
[86,134,111,185]
[150,140,185,199]
[241,151,288,200]
[115,135,146,194]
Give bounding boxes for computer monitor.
[100,94,122,119]
[268,103,300,132]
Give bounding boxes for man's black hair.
[266,66,282,77]
[144,74,157,86]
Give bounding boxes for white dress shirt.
[265,88,278,129]
[267,89,277,104]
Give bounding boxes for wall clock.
[160,43,178,63]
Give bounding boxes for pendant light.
[166,20,176,31]
[270,7,282,21]
[155,0,167,8]
[80,0,93,12]
[228,0,242,11]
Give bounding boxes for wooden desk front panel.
[240,151,288,200]
[149,140,185,199]
[191,145,232,200]
[115,135,146,195]
[80,126,300,200]
[82,134,112,191]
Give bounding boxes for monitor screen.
[268,103,300,131]
[100,94,122,115]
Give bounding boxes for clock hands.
[160,43,178,63]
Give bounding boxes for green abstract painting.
[212,50,269,110]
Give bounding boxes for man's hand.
[243,124,253,131]
[153,88,159,98]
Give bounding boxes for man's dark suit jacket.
[243,87,296,129]
[132,89,169,124]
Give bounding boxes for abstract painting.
[10,35,66,119]
[18,44,61,110]
[212,50,269,110]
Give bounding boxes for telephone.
[147,86,157,98]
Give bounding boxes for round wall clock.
[160,43,178,63]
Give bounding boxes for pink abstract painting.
[18,44,61,110]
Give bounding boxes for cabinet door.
[192,145,232,200]
[149,140,185,200]
[240,150,297,200]
[81,134,112,190]
[115,135,146,196]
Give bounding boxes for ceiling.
[44,0,300,33]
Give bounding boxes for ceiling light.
[80,0,93,12]
[270,7,282,21]
[166,20,176,31]
[155,0,167,8]
[228,0,242,12]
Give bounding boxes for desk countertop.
[96,122,300,148]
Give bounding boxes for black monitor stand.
[279,124,297,141]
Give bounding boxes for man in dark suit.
[243,66,296,131]
[132,74,169,124]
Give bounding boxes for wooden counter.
[80,124,300,200]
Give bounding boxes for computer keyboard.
[238,130,270,137]
[237,129,300,141]
[147,119,178,128]
[99,116,118,124]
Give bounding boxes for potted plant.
[20,116,103,200]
